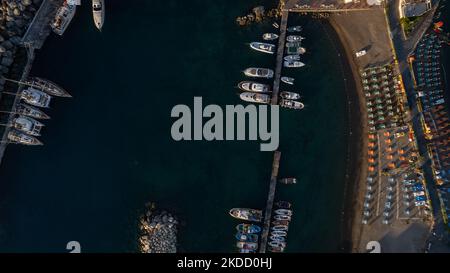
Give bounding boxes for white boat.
[51,1,77,36]
[26,77,71,98]
[250,42,275,54]
[286,35,305,42]
[240,92,271,104]
[270,235,286,242]
[21,88,52,108]
[284,61,305,68]
[8,130,43,146]
[284,55,301,62]
[281,77,295,85]
[268,241,286,248]
[280,91,301,100]
[263,33,279,41]
[243,67,274,78]
[356,50,367,57]
[287,26,302,32]
[13,116,44,136]
[270,230,287,237]
[274,214,291,221]
[275,209,293,216]
[238,81,271,93]
[271,225,289,231]
[92,0,105,31]
[280,99,304,110]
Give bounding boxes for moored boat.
[235,232,259,242]
[271,225,289,231]
[284,55,301,62]
[26,77,71,98]
[51,1,77,36]
[268,240,286,248]
[275,201,292,209]
[275,209,293,216]
[250,42,275,54]
[240,92,271,104]
[236,223,261,234]
[92,0,105,31]
[287,26,302,32]
[272,220,290,226]
[238,81,271,93]
[284,61,305,68]
[263,33,279,41]
[268,246,284,252]
[286,35,305,42]
[236,241,258,250]
[281,77,295,85]
[16,104,50,120]
[239,248,255,253]
[13,116,44,136]
[279,177,297,184]
[271,230,287,237]
[270,235,286,242]
[21,87,52,108]
[243,67,274,78]
[7,130,43,145]
[229,208,263,222]
[280,91,301,100]
[280,99,305,109]
[274,214,291,221]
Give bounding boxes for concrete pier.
[271,10,289,105]
[259,151,281,253]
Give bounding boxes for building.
[400,0,432,18]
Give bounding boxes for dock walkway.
[271,10,289,105]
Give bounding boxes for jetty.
[271,10,289,105]
[259,151,281,253]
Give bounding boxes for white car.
[413,191,425,197]
[415,201,427,206]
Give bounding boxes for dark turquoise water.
[0,0,348,252]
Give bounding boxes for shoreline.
[322,17,368,252]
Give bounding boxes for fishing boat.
[284,61,305,68]
[21,88,52,108]
[26,77,71,98]
[271,230,287,237]
[268,246,284,252]
[268,240,286,248]
[284,55,301,62]
[236,223,261,234]
[229,208,263,222]
[13,116,44,136]
[235,232,259,243]
[236,241,258,250]
[239,248,255,253]
[271,225,289,231]
[286,35,304,42]
[250,42,275,54]
[279,177,297,184]
[92,0,105,31]
[243,67,274,78]
[51,1,77,36]
[287,26,302,32]
[16,104,50,120]
[275,201,292,209]
[275,209,293,216]
[272,220,290,226]
[7,130,43,145]
[285,44,306,54]
[280,91,301,100]
[280,99,305,109]
[263,33,279,41]
[281,77,295,85]
[270,235,286,242]
[238,81,271,93]
[240,92,271,104]
[274,214,291,221]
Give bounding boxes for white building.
[400,0,432,18]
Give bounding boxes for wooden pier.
[271,10,289,105]
[259,151,281,253]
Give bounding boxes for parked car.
[413,191,425,197]
[415,196,426,201]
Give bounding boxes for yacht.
[92,0,105,31]
[280,99,305,110]
[283,61,305,68]
[238,81,271,93]
[239,92,271,104]
[8,130,43,145]
[250,42,275,54]
[13,116,44,136]
[243,67,274,78]
[26,77,71,98]
[21,87,52,108]
[280,91,301,100]
[274,209,293,216]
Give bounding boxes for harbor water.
[0,0,349,252]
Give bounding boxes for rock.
[22,0,33,6]
[0,46,6,53]
[1,57,13,67]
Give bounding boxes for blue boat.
[235,232,259,243]
[236,223,261,234]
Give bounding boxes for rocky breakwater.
[138,202,178,253]
[236,6,282,26]
[0,0,42,91]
